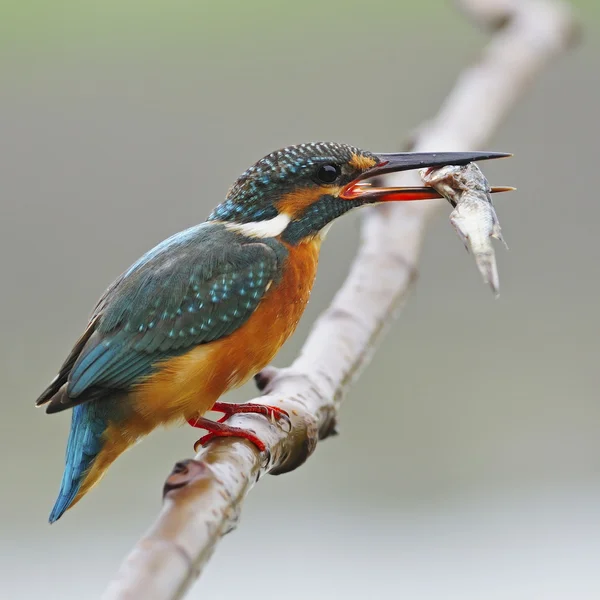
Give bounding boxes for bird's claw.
[188,402,291,455]
[193,425,267,454]
[252,404,291,434]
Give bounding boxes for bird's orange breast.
[131,238,321,424]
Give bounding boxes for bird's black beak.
[340,151,513,202]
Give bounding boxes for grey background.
[1,1,599,598]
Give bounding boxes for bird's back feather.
[37,223,287,413]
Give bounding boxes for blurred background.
[1,0,599,598]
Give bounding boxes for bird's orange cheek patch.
[275,186,341,218]
[349,153,377,171]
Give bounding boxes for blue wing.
[37,223,287,412]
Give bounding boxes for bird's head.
[208,142,508,244]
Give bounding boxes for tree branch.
[102,1,577,598]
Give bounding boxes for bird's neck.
[208,195,361,246]
[280,196,361,245]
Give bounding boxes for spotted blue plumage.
[41,223,289,521]
[42,223,287,409]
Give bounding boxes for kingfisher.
[36,142,509,522]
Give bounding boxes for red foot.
[187,402,290,453]
[211,401,290,425]
[187,418,267,453]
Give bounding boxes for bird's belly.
[131,238,320,423]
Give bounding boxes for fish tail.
[49,400,132,523]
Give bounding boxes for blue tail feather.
[49,403,108,523]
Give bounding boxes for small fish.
[420,163,509,296]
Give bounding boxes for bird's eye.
[315,164,341,184]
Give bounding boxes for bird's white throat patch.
[224,213,291,238]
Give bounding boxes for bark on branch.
[102,1,577,598]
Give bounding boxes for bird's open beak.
[340,151,513,202]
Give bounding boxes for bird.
[36,141,509,522]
